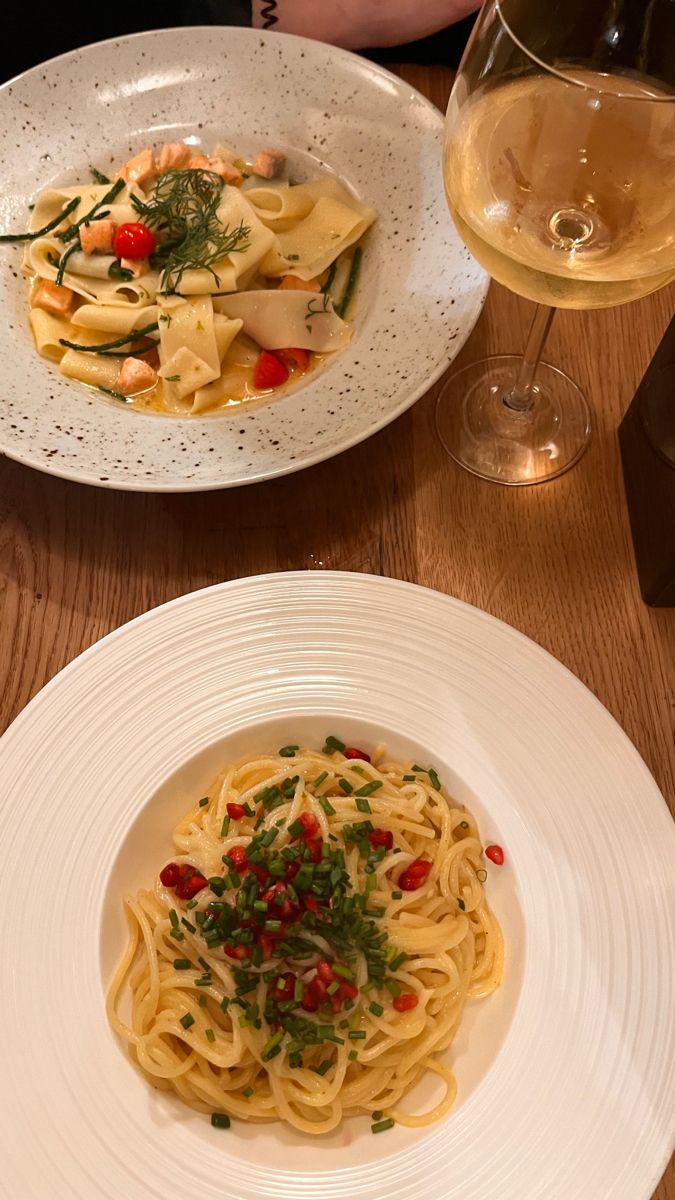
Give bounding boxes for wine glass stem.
[502,305,557,413]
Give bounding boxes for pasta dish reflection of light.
[0,141,375,414]
[107,736,504,1136]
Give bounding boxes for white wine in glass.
[437,0,675,485]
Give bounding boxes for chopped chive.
[261,1030,284,1061]
[173,958,191,970]
[294,979,304,1002]
[199,796,209,808]
[264,920,282,932]
[428,768,442,792]
[385,979,401,997]
[279,745,299,757]
[389,952,408,972]
[313,771,328,788]
[348,1030,367,1040]
[371,1118,395,1134]
[229,871,241,888]
[372,1109,384,1121]
[332,964,354,981]
[476,868,488,882]
[348,1049,358,1061]
[339,779,353,794]
[196,976,212,987]
[391,891,403,901]
[254,900,268,913]
[327,981,340,995]
[288,818,306,838]
[369,1002,384,1017]
[180,1013,195,1030]
[220,996,230,1012]
[211,1112,231,1129]
[260,827,278,847]
[186,898,198,910]
[170,929,185,941]
[208,877,225,896]
[354,781,382,798]
[402,774,416,782]
[312,1059,333,1076]
[181,917,196,933]
[220,816,231,837]
[205,1028,216,1042]
[323,735,346,753]
[169,909,179,929]
[198,995,207,1007]
[411,764,425,773]
[355,797,371,813]
[319,796,336,816]
[458,898,466,911]
[242,1086,254,1098]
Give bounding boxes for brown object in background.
[620,316,675,607]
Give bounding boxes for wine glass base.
[435,356,592,485]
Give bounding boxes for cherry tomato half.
[253,350,289,391]
[112,222,156,260]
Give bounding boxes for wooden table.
[0,62,673,1198]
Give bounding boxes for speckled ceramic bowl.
[0,27,487,492]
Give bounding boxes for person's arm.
[252,0,480,49]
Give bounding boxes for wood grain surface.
[0,62,673,1198]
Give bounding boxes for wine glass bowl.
[436,0,675,485]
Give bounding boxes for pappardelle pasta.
[2,142,376,415]
[107,736,504,1136]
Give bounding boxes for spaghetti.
[107,737,503,1134]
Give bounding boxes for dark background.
[2,6,474,84]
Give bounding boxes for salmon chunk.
[79,219,116,255]
[120,257,149,279]
[252,148,286,179]
[210,158,244,186]
[32,280,75,316]
[116,357,158,394]
[158,142,192,172]
[278,274,321,292]
[118,148,157,187]
[188,155,211,170]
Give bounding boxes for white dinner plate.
[0,571,673,1199]
[0,27,487,492]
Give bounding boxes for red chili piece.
[305,837,323,864]
[485,844,504,865]
[398,858,432,892]
[368,828,394,851]
[159,862,180,887]
[274,972,297,1002]
[344,747,371,762]
[253,350,289,391]
[228,846,249,872]
[226,802,245,820]
[393,992,419,1013]
[224,943,248,960]
[292,812,319,840]
[175,866,208,899]
[112,222,156,260]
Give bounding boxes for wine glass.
[437,0,675,485]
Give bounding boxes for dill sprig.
[130,168,251,293]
